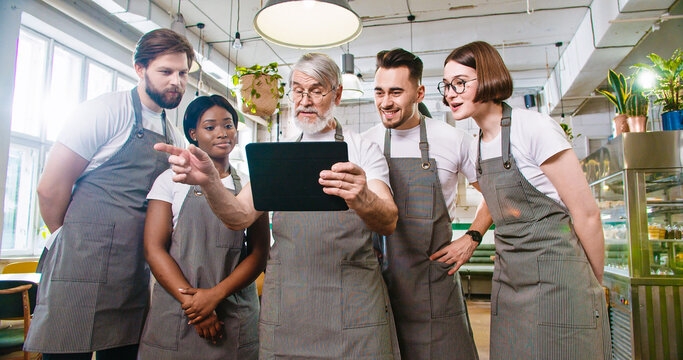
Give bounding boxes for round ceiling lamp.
[254,0,362,49]
[341,53,362,99]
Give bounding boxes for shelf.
[647,238,683,243]
[646,201,683,207]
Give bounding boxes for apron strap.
[229,165,242,193]
[418,114,430,169]
[131,88,145,139]
[160,110,171,145]
[383,114,430,170]
[296,119,344,142]
[477,102,513,174]
[501,102,512,169]
[130,87,171,144]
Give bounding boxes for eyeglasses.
[286,88,335,103]
[437,78,477,95]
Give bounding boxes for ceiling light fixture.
[555,41,565,121]
[170,0,186,36]
[254,0,362,49]
[233,32,243,49]
[341,53,363,99]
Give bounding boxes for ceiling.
[144,0,679,115]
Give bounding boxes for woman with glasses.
[138,95,269,359]
[433,41,611,359]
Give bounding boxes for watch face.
[466,230,482,243]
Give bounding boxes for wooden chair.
[0,279,39,360]
[1,262,39,274]
[255,272,265,297]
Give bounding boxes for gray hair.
[288,53,341,91]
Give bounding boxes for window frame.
[2,25,136,257]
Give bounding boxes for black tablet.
[245,142,349,211]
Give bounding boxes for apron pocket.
[341,260,388,329]
[537,256,598,328]
[495,181,534,224]
[405,182,434,219]
[141,283,182,350]
[51,221,114,283]
[260,261,280,325]
[429,262,465,318]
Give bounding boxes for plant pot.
[626,115,647,132]
[613,114,629,136]
[662,110,683,131]
[239,74,279,117]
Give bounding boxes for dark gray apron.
[476,103,611,359]
[139,169,259,359]
[259,122,401,359]
[25,88,172,353]
[381,116,478,360]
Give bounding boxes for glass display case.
[582,131,683,360]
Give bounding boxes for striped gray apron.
[381,116,478,360]
[25,88,173,353]
[476,103,611,359]
[259,122,401,359]
[139,168,259,359]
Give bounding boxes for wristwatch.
[465,230,482,245]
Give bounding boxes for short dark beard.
[145,73,183,109]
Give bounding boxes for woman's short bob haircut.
[183,95,239,146]
[443,41,512,104]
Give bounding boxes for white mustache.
[296,106,319,116]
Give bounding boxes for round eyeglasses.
[286,88,335,103]
[437,78,477,96]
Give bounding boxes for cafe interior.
[0,0,682,359]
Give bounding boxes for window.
[86,61,113,100]
[2,27,136,256]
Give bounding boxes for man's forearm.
[355,191,397,235]
[37,186,72,233]
[469,199,493,235]
[202,177,260,230]
[574,213,605,283]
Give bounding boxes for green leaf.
[597,89,620,109]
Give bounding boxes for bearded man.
[25,29,191,360]
[155,53,402,359]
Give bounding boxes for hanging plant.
[231,62,285,120]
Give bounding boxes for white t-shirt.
[147,168,249,228]
[294,124,391,191]
[57,90,186,174]
[471,108,571,207]
[362,117,476,220]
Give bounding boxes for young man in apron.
[156,53,402,359]
[25,29,193,359]
[362,48,479,360]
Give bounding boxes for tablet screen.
[246,142,349,211]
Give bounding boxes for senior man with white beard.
[155,53,401,359]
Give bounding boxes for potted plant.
[632,49,682,130]
[560,122,580,142]
[232,62,285,119]
[624,81,649,132]
[597,69,631,135]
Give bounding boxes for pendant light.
[254,0,362,49]
[341,53,363,99]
